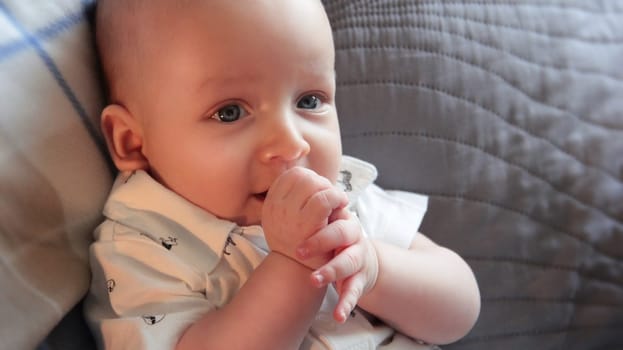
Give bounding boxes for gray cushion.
[323,1,623,349]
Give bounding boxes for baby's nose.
[259,114,310,164]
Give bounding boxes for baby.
[86,0,480,349]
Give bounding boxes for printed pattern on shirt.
[160,236,178,250]
[338,170,353,192]
[142,314,166,325]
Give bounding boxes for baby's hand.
[296,209,379,323]
[262,167,348,270]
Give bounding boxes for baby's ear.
[100,104,149,172]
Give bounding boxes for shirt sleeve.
[86,222,215,350]
[353,184,428,249]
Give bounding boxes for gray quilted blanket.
[322,1,623,349]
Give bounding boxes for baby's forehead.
[101,0,329,33]
[97,0,331,97]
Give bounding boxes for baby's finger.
[310,243,365,287]
[333,273,367,323]
[328,206,350,223]
[297,218,360,259]
[300,188,348,226]
[268,167,331,205]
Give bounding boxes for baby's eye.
[297,94,322,110]
[211,104,248,123]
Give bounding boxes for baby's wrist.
[270,250,331,271]
[270,250,314,271]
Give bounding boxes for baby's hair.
[95,0,139,103]
[96,0,168,104]
[96,0,199,104]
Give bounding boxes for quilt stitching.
[460,323,623,344]
[484,297,623,309]
[338,82,623,182]
[358,0,623,15]
[341,130,623,217]
[324,0,623,348]
[331,8,623,44]
[332,24,623,82]
[403,189,623,261]
[342,131,623,257]
[336,43,623,132]
[466,256,623,291]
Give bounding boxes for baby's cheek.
[314,156,341,185]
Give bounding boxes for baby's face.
[131,0,341,225]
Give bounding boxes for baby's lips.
[254,190,268,200]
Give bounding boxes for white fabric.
[86,156,431,349]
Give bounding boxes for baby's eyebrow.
[293,67,336,85]
[196,74,263,93]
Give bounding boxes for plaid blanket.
[0,1,112,348]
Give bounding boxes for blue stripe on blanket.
[0,0,93,61]
[0,2,116,176]
[0,11,84,61]
[0,37,29,60]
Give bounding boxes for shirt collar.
[337,155,378,208]
[103,170,237,269]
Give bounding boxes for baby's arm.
[176,253,326,349]
[359,235,480,345]
[177,167,348,350]
[303,231,480,345]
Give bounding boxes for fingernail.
[311,272,324,286]
[339,311,347,323]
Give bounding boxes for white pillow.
[0,0,111,348]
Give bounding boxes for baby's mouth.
[254,191,268,201]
